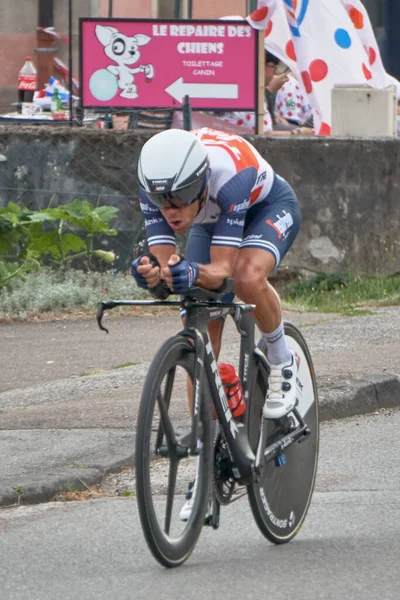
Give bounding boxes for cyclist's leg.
[234,174,301,418]
[180,225,229,520]
[185,223,233,358]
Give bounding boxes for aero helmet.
[138,129,209,209]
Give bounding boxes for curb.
[0,436,136,509]
[1,372,400,508]
[319,372,400,421]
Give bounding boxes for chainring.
[213,432,236,505]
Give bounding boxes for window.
[247,0,258,12]
[153,0,192,18]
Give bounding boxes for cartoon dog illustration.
[95,25,154,99]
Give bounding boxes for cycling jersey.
[139,128,275,250]
[276,76,312,125]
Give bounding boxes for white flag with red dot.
[247,0,390,135]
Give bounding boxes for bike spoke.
[164,455,179,535]
[155,368,177,449]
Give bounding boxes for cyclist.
[131,127,301,517]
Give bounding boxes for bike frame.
[97,293,310,486]
[181,297,308,484]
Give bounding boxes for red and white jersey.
[276,76,313,125]
[216,101,273,134]
[193,127,275,211]
[140,128,277,250]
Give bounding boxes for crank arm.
[264,424,310,464]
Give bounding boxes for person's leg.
[180,225,223,520]
[185,224,227,365]
[234,176,301,418]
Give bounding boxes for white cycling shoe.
[179,479,197,521]
[179,479,212,522]
[263,353,298,420]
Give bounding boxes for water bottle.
[18,56,37,111]
[51,88,62,113]
[218,363,246,418]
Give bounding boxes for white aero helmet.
[138,129,209,209]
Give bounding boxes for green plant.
[0,202,40,289]
[119,490,135,497]
[12,485,25,504]
[283,272,400,313]
[66,482,78,493]
[0,199,119,290]
[27,199,119,268]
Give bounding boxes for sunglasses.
[145,170,209,210]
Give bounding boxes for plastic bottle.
[218,363,246,418]
[18,57,37,107]
[51,88,62,113]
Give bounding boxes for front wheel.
[247,322,319,544]
[135,335,213,568]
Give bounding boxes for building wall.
[0,0,247,112]
[0,129,399,275]
[0,2,39,110]
[1,1,395,112]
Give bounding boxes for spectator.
[216,51,313,136]
[275,72,313,127]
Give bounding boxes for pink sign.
[80,19,257,110]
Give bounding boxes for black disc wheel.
[247,322,319,544]
[135,335,213,568]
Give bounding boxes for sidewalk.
[1,306,400,506]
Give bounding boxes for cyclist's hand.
[163,254,199,294]
[131,255,161,289]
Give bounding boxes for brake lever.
[96,302,108,334]
[96,302,112,334]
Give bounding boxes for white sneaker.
[179,479,213,522]
[263,353,298,420]
[179,479,197,522]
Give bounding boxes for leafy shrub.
[0,200,119,289]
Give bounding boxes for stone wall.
[0,126,399,275]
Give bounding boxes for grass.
[282,272,400,314]
[0,267,400,321]
[0,267,148,321]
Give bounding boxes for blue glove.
[131,253,160,290]
[169,257,199,294]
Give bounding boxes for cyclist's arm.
[140,190,175,249]
[139,189,176,267]
[195,245,238,290]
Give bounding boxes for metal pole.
[386,0,400,80]
[183,95,192,130]
[108,0,113,18]
[256,29,265,135]
[68,0,73,123]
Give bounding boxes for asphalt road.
[1,408,400,600]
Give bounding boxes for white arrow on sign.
[165,77,239,103]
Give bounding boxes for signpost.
[80,18,258,113]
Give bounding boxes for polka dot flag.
[247,0,390,135]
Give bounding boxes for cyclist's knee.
[234,263,268,301]
[234,251,276,301]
